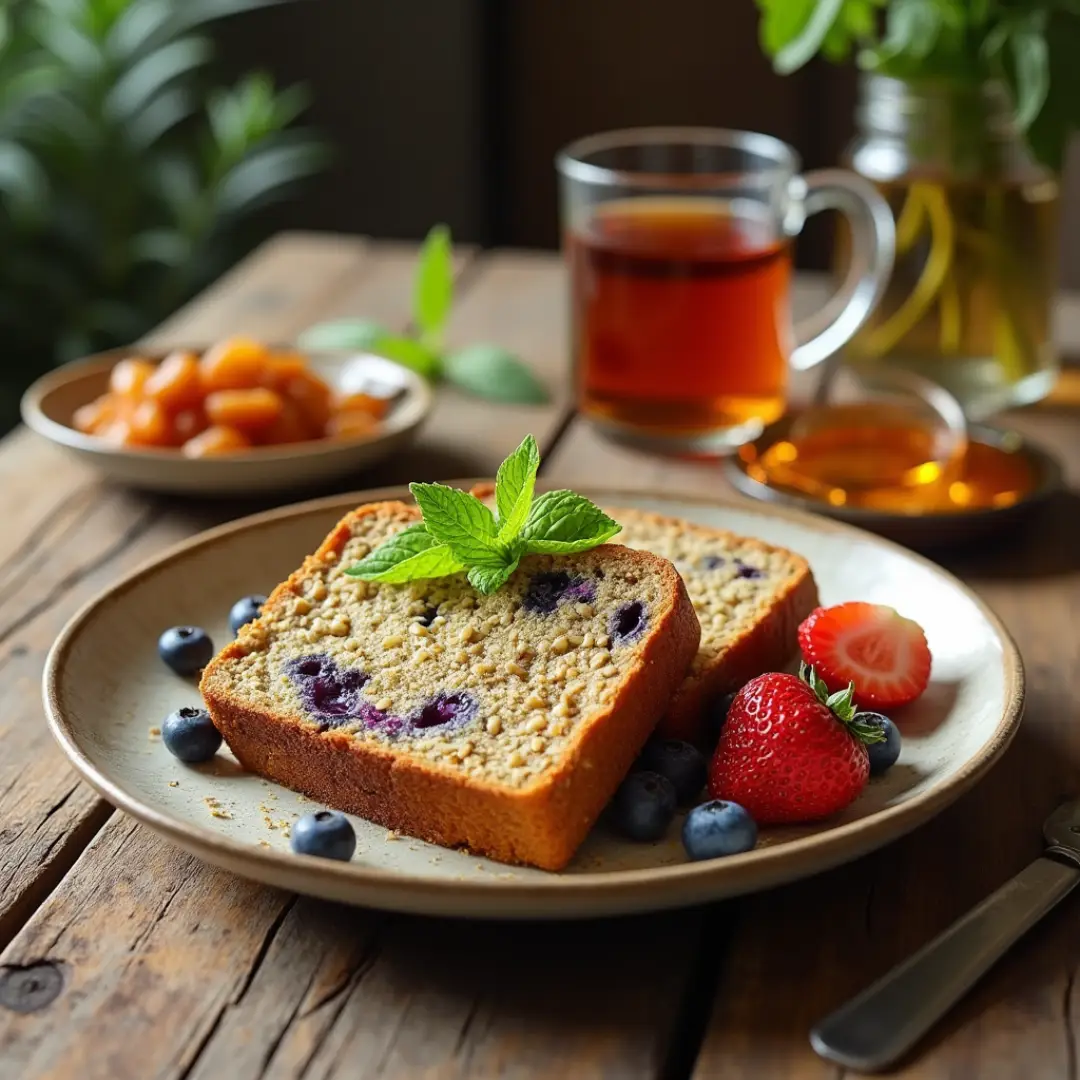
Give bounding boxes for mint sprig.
[345,434,621,594]
[298,224,550,404]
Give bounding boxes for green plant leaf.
[413,223,452,347]
[771,0,846,74]
[494,434,540,541]
[467,563,517,595]
[105,36,212,123]
[1007,16,1050,130]
[0,141,49,220]
[519,490,621,554]
[297,319,393,353]
[442,344,549,404]
[345,523,465,583]
[409,482,506,567]
[126,86,197,149]
[213,138,331,218]
[366,333,441,378]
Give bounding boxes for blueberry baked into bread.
[201,500,700,870]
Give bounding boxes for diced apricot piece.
[98,419,134,446]
[205,387,284,433]
[128,400,170,446]
[145,352,203,412]
[182,425,251,457]
[262,351,310,388]
[73,394,119,434]
[332,390,392,420]
[254,397,313,444]
[326,409,378,440]
[172,408,208,445]
[283,370,332,432]
[199,337,267,391]
[109,358,156,398]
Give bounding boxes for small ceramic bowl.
[725,421,1063,549]
[21,347,433,496]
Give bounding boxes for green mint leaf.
[494,434,540,542]
[442,344,549,404]
[409,482,506,567]
[1006,15,1050,131]
[345,523,465,582]
[519,490,621,554]
[468,561,517,596]
[413,223,453,347]
[296,318,391,353]
[368,333,442,379]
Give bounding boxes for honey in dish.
[742,403,1036,513]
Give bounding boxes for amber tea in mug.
[558,129,895,452]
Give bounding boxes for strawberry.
[708,666,883,824]
[798,602,931,710]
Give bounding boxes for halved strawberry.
[798,602,931,710]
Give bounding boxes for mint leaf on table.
[442,345,549,404]
[344,524,464,582]
[409,482,505,567]
[367,333,442,378]
[347,435,622,595]
[519,490,622,554]
[494,433,540,542]
[296,318,391,353]
[413,223,453,349]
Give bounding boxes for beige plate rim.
[20,348,434,464]
[43,484,1025,915]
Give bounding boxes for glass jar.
[838,73,1060,420]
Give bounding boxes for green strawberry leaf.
[442,344,549,404]
[519,490,621,554]
[409,482,506,567]
[494,434,540,542]
[413,222,453,348]
[345,523,465,582]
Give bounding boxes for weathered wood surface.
[0,234,1078,1079]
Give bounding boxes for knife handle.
[811,855,1080,1073]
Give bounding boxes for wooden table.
[2,234,1079,1080]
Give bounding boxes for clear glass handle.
[790,169,896,372]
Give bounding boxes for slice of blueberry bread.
[612,508,818,744]
[200,501,700,871]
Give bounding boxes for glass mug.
[557,127,896,452]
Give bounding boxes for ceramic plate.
[21,348,432,496]
[44,488,1023,919]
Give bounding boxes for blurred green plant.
[0,0,328,424]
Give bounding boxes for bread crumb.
[385,830,400,842]
[167,780,179,788]
[204,796,233,820]
[148,726,161,739]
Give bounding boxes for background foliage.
[0,0,327,429]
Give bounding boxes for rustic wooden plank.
[141,231,371,347]
[0,809,699,1080]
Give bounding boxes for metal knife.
[810,799,1080,1073]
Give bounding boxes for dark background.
[218,0,1080,281]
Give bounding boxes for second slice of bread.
[201,501,700,870]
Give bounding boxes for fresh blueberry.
[611,600,647,645]
[161,706,222,763]
[682,800,757,860]
[637,739,707,805]
[158,626,214,676]
[229,594,267,635]
[863,713,902,775]
[291,810,357,861]
[611,771,677,842]
[705,690,738,744]
[734,562,764,580]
